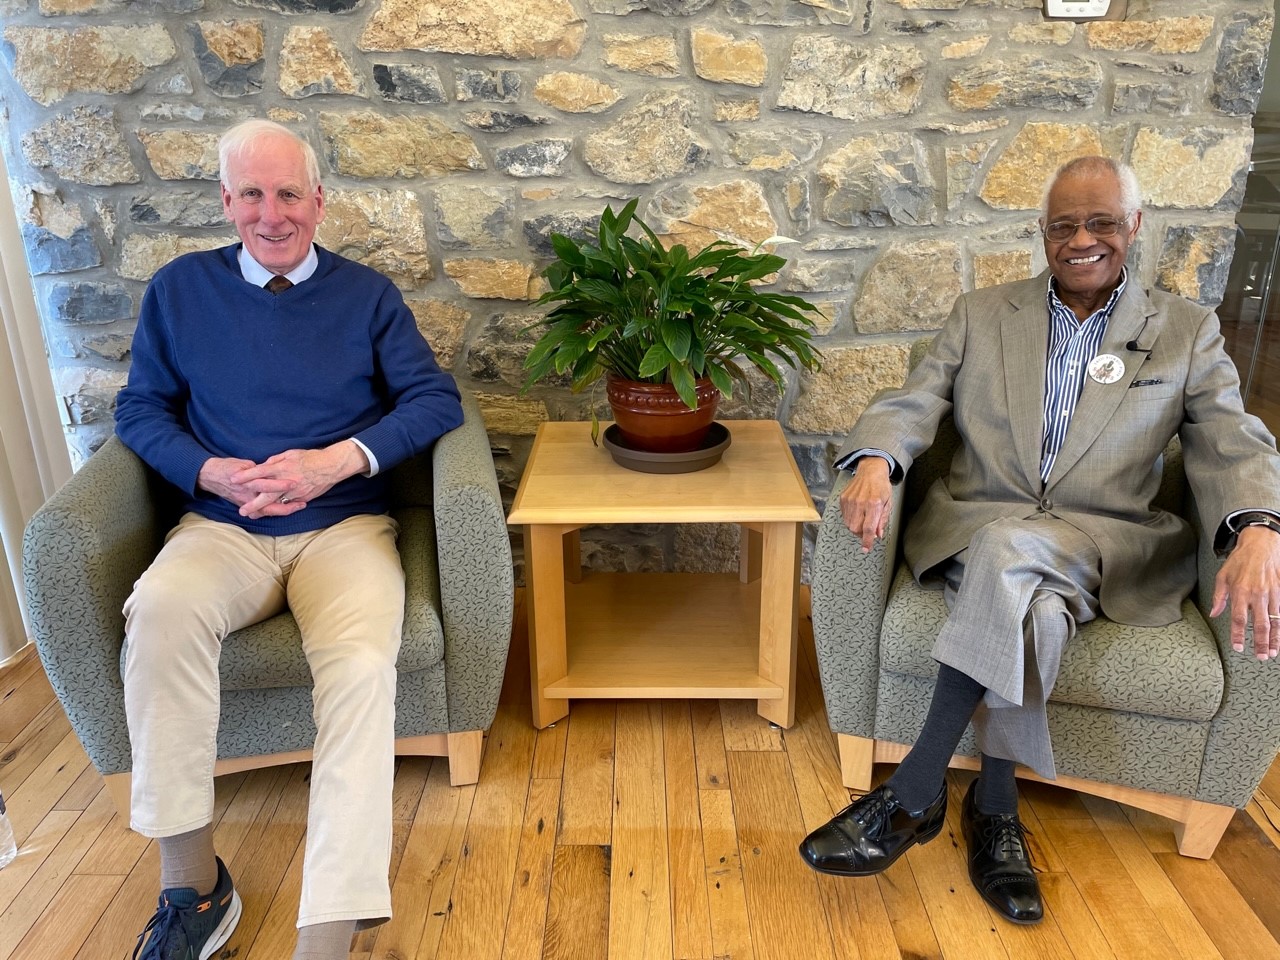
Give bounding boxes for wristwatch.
[1234,511,1280,538]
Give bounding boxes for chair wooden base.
[838,733,1237,860]
[102,729,485,821]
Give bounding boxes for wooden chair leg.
[446,730,485,786]
[1174,800,1237,859]
[838,734,875,792]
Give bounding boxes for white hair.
[1039,156,1143,220]
[218,119,321,191]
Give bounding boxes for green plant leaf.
[638,342,675,379]
[670,362,697,409]
[661,318,692,361]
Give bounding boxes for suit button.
[1040,499,1052,511]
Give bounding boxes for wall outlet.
[1043,0,1127,22]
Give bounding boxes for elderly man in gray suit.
[798,156,1280,924]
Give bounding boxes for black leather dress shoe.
[961,779,1043,925]
[798,783,947,877]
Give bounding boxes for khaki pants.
[122,511,403,927]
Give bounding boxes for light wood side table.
[507,419,820,730]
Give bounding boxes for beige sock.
[292,919,356,960]
[157,825,218,896]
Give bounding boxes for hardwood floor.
[4,594,1280,959]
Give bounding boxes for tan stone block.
[268,108,306,123]
[603,33,680,77]
[5,25,176,106]
[945,139,996,211]
[786,342,912,435]
[522,188,561,201]
[974,251,1032,289]
[854,240,962,334]
[692,28,767,87]
[777,37,925,121]
[137,130,221,181]
[583,91,708,185]
[317,189,433,287]
[320,112,485,179]
[280,26,364,99]
[198,20,263,65]
[673,523,739,574]
[444,258,545,300]
[941,36,989,59]
[475,392,549,435]
[980,122,1105,210]
[1131,127,1252,209]
[533,72,623,113]
[408,298,471,369]
[1085,17,1213,54]
[714,98,761,122]
[647,179,779,253]
[21,186,84,237]
[360,0,585,60]
[119,233,233,282]
[38,0,106,11]
[1009,22,1075,45]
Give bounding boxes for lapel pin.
[1087,353,1125,385]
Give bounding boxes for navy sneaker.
[132,856,241,960]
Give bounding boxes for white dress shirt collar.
[237,244,319,288]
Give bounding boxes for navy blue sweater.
[115,244,463,534]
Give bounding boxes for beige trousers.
[122,511,403,927]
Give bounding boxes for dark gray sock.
[975,754,1020,816]
[885,664,986,813]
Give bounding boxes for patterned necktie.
[264,275,293,295]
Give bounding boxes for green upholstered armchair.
[810,356,1280,860]
[23,389,513,818]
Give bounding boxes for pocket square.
[1129,378,1164,388]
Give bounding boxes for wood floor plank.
[435,701,537,960]
[1037,816,1180,960]
[1157,850,1280,960]
[544,844,610,960]
[0,700,71,800]
[610,701,673,960]
[72,841,160,960]
[3,730,90,846]
[371,761,475,960]
[0,810,78,920]
[244,821,308,960]
[499,777,561,960]
[1077,793,1224,960]
[719,699,783,753]
[727,750,835,960]
[699,786,755,960]
[1018,779,1090,821]
[53,764,103,813]
[663,702,713,960]
[874,867,942,960]
[558,700,616,846]
[690,700,729,790]
[1118,805,1180,855]
[1217,802,1280,944]
[0,657,52,743]
[532,720,568,782]
[5,873,122,960]
[1034,873,1116,960]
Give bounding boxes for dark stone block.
[81,334,134,362]
[456,69,521,103]
[373,64,446,104]
[48,281,134,325]
[523,212,601,257]
[1212,12,1272,116]
[462,110,550,133]
[229,0,361,11]
[1156,225,1235,307]
[646,0,716,14]
[22,225,102,275]
[789,441,835,493]
[494,140,571,178]
[129,192,226,228]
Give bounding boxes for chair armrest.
[21,436,161,776]
[809,471,904,737]
[432,391,515,732]
[1192,502,1280,807]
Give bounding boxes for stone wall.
[0,0,1272,576]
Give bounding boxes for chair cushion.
[879,565,1224,723]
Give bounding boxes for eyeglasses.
[1041,215,1132,243]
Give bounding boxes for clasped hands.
[196,441,370,520]
[840,455,1280,662]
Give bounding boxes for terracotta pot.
[606,374,720,453]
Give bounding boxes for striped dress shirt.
[1039,269,1128,483]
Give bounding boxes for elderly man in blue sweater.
[116,119,463,960]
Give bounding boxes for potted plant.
[522,199,823,454]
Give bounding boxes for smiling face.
[221,133,324,277]
[1042,167,1141,320]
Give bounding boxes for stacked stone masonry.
[0,0,1270,575]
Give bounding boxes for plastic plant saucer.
[601,422,732,474]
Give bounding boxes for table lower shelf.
[542,571,784,700]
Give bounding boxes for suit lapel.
[1001,279,1051,493]
[1043,281,1161,490]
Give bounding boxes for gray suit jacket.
[838,271,1280,627]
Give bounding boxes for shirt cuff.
[350,438,379,477]
[834,448,901,482]
[1225,508,1280,532]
